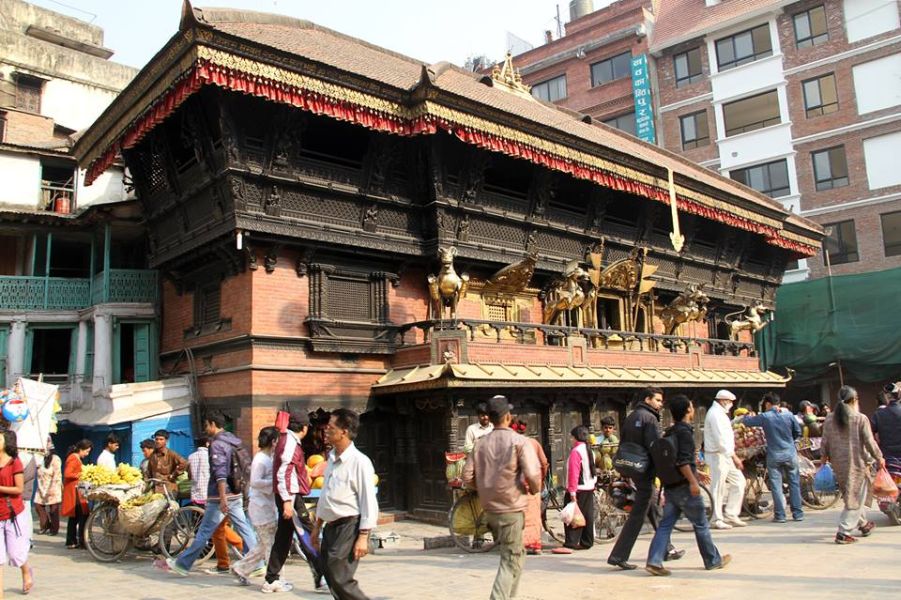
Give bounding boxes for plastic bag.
[560,500,586,528]
[874,467,899,500]
[814,463,836,493]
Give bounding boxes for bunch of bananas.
[80,465,120,486]
[120,492,164,509]
[117,463,143,484]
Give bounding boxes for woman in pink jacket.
[564,425,597,550]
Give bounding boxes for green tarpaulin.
[758,266,901,384]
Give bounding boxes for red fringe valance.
[82,58,818,257]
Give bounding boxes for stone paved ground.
[7,507,897,600]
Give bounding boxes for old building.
[74,3,821,519]
[651,0,901,409]
[515,0,655,140]
[0,0,192,462]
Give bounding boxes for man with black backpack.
[645,394,730,576]
[161,412,260,577]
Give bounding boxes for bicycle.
[540,472,566,544]
[742,445,840,520]
[448,484,496,553]
[84,478,215,563]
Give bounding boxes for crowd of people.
[461,381,900,598]
[1,380,897,599]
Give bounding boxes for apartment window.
[802,73,838,118]
[715,24,773,71]
[730,159,790,198]
[591,51,632,86]
[603,112,636,135]
[680,111,710,150]
[812,146,849,191]
[14,75,42,113]
[40,161,76,211]
[531,75,567,102]
[881,211,901,257]
[723,90,781,136]
[674,47,703,87]
[823,220,859,265]
[794,5,829,48]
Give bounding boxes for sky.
[26,0,615,70]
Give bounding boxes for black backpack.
[649,433,684,487]
[228,440,253,497]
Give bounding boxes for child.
[598,416,619,471]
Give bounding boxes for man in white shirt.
[703,390,747,530]
[312,408,378,600]
[96,433,120,471]
[463,403,494,453]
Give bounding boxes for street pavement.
[10,506,897,600]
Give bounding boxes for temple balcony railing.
[395,318,756,358]
[92,269,159,305]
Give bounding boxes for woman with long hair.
[821,386,885,544]
[62,439,92,549]
[0,429,34,593]
[563,425,597,550]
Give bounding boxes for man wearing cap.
[463,402,494,453]
[742,392,804,523]
[704,389,747,529]
[463,395,541,600]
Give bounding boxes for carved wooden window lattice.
[194,283,221,327]
[309,265,393,324]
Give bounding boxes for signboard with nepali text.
[631,54,656,144]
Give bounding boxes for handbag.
[613,441,650,478]
[559,500,586,528]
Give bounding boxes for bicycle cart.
[83,478,214,563]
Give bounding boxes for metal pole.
[43,233,52,309]
[102,223,111,303]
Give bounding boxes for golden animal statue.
[428,246,469,320]
[660,284,710,336]
[725,301,770,339]
[542,262,589,327]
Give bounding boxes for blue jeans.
[175,495,258,571]
[647,485,721,569]
[767,454,803,520]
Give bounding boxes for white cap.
[715,389,737,401]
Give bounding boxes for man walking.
[161,413,258,577]
[462,395,541,600]
[608,387,683,570]
[742,392,803,522]
[264,410,327,594]
[645,395,730,576]
[311,409,378,600]
[704,389,747,529]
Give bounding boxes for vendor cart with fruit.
[81,465,214,563]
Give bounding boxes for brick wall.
[1,108,54,144]
[660,99,719,163]
[654,38,713,109]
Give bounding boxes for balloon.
[2,398,29,423]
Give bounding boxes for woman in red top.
[62,439,92,549]
[0,428,33,594]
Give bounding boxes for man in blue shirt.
[742,392,803,523]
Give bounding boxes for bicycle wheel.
[593,488,626,544]
[801,474,840,510]
[448,492,495,553]
[158,505,213,560]
[85,503,131,562]
[541,486,566,544]
[674,484,713,532]
[742,473,774,519]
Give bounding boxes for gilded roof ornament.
[491,52,532,98]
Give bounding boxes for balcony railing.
[0,269,157,311]
[396,319,756,357]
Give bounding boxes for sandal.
[65,544,79,549]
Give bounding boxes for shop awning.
[371,363,789,394]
